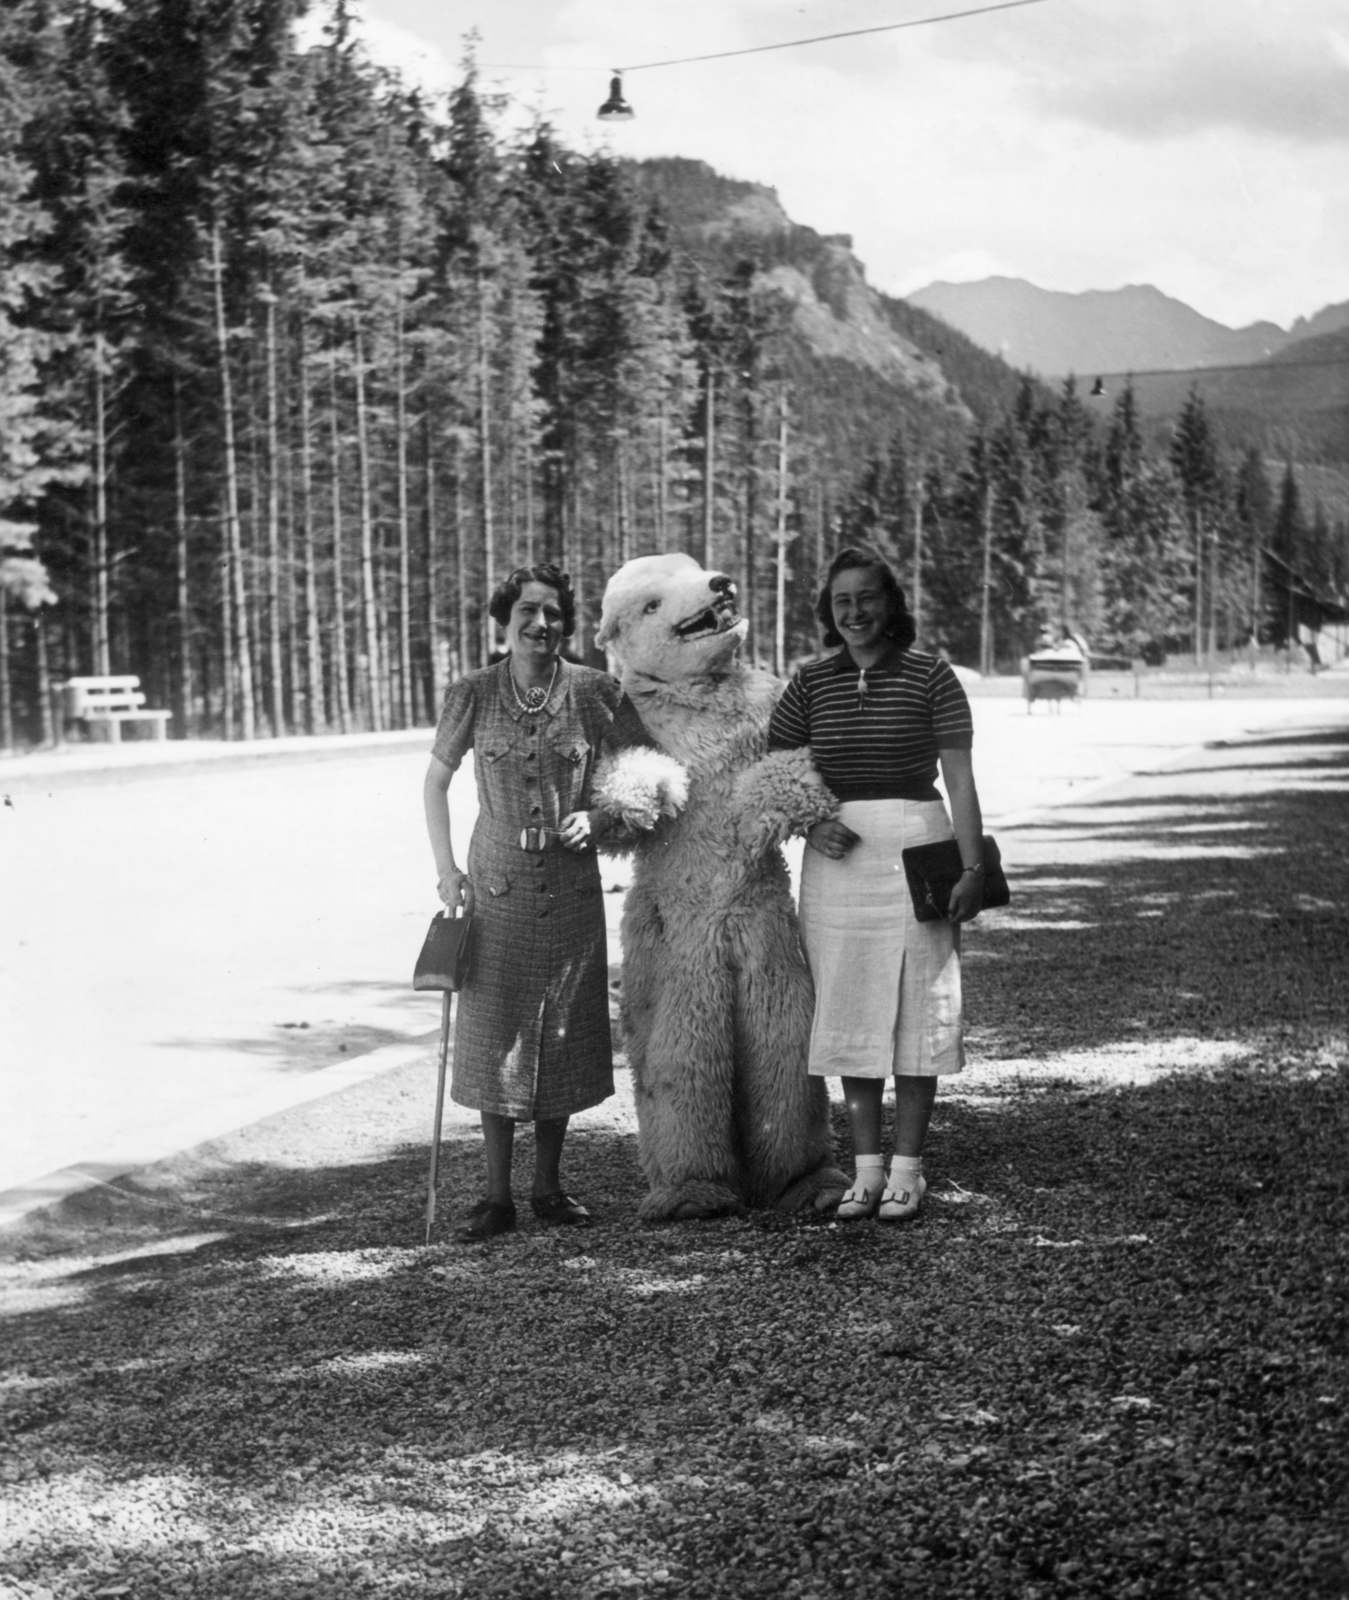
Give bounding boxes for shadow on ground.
[2,728,1346,1600]
[154,981,443,1073]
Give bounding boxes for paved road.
[2,696,1345,1221]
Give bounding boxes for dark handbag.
[412,882,476,991]
[901,834,1010,923]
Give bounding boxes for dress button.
[531,805,542,816]
[526,752,537,761]
[537,883,547,893]
[538,908,549,918]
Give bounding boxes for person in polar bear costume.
[594,552,849,1220]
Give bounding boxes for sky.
[335,0,1349,333]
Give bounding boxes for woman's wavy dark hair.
[815,546,916,651]
[488,562,577,637]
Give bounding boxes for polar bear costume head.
[596,553,748,681]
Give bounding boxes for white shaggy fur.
[594,746,689,833]
[596,553,847,1220]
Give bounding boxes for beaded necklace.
[509,657,559,714]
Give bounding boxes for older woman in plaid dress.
[424,564,653,1241]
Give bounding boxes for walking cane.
[414,881,475,1245]
[425,989,453,1244]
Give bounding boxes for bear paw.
[637,1179,745,1222]
[773,1164,850,1214]
[595,747,689,834]
[733,748,839,856]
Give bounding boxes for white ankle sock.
[888,1155,922,1191]
[853,1155,885,1193]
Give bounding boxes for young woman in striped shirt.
[768,547,987,1221]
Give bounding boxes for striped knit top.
[767,645,974,802]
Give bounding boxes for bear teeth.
[675,603,738,640]
[675,607,718,638]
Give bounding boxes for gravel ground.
[2,722,1347,1600]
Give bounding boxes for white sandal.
[878,1173,926,1222]
[835,1182,880,1221]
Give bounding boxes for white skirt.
[799,798,964,1078]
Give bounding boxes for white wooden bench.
[60,676,172,742]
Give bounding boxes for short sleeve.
[430,675,477,769]
[767,672,811,751]
[930,660,973,749]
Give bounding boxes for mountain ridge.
[905,276,1311,377]
[625,158,1045,461]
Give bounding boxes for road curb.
[0,1031,440,1232]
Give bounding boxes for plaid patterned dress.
[432,661,650,1120]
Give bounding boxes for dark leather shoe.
[530,1191,593,1228]
[453,1199,517,1241]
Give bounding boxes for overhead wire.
[619,0,1052,72]
[482,0,1053,74]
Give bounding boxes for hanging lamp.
[597,72,635,121]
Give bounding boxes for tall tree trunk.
[91,333,111,676]
[0,590,12,752]
[524,436,536,564]
[701,367,716,569]
[297,308,324,732]
[35,611,54,747]
[617,440,631,566]
[477,278,496,663]
[394,279,412,728]
[352,316,383,731]
[911,459,925,644]
[283,422,302,733]
[980,478,994,676]
[247,387,267,733]
[220,549,233,735]
[505,439,519,572]
[454,435,470,675]
[264,291,285,736]
[743,385,758,660]
[173,375,194,735]
[329,355,352,733]
[1196,512,1209,662]
[773,391,788,678]
[424,411,442,716]
[1250,534,1262,647]
[211,222,255,739]
[655,401,668,552]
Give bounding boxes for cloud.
[1047,33,1349,145]
[352,0,1349,328]
[917,0,1349,146]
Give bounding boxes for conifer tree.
[1169,387,1224,660]
[1233,446,1273,645]
[1271,463,1307,646]
[0,16,66,747]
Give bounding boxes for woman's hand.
[806,819,860,859]
[946,870,984,924]
[559,809,608,852]
[437,866,471,909]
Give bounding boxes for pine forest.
[2,0,1347,752]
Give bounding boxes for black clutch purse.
[412,883,476,991]
[901,835,1010,923]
